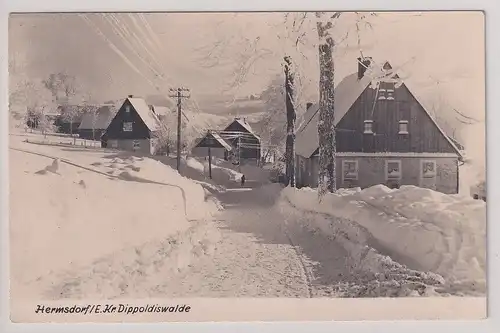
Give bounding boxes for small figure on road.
[240,174,246,187]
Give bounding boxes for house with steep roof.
[78,104,116,141]
[191,130,233,160]
[219,117,261,164]
[295,58,463,194]
[101,95,165,155]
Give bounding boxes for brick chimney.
[357,57,373,79]
[128,94,133,98]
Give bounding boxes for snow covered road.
[10,135,484,299]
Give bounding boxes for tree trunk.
[317,29,336,195]
[284,55,296,187]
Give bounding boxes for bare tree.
[43,72,80,143]
[284,55,296,187]
[316,12,338,195]
[195,12,378,195]
[14,79,56,136]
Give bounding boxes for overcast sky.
[9,12,484,121]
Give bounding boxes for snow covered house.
[101,95,164,155]
[219,117,261,164]
[54,105,85,134]
[191,130,233,160]
[77,104,116,140]
[295,58,463,194]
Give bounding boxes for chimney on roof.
[357,57,373,80]
[128,94,133,98]
[306,102,313,110]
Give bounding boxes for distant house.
[191,131,233,160]
[78,105,116,140]
[54,105,86,134]
[149,105,171,120]
[219,117,261,164]
[101,95,164,155]
[295,58,463,194]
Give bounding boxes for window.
[386,88,395,100]
[421,160,437,178]
[133,140,140,150]
[109,140,118,149]
[378,83,395,101]
[364,120,374,134]
[378,88,386,100]
[343,160,359,180]
[125,105,131,113]
[123,122,133,132]
[399,120,409,134]
[385,160,402,180]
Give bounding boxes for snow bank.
[279,185,486,295]
[10,149,220,299]
[91,156,220,221]
[38,220,224,300]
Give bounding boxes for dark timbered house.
[191,131,233,160]
[295,58,463,194]
[101,95,164,155]
[219,118,261,164]
[78,104,116,141]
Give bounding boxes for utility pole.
[169,87,190,172]
[237,135,241,172]
[207,130,213,179]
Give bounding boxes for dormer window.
[399,120,409,134]
[364,120,374,134]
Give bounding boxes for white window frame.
[421,160,437,179]
[125,105,131,113]
[342,160,359,181]
[386,88,395,101]
[123,121,133,132]
[363,120,374,134]
[385,160,402,180]
[133,140,140,150]
[398,120,409,134]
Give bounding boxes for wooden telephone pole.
[169,87,190,171]
[207,130,213,179]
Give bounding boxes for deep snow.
[9,138,221,300]
[279,184,486,296]
[9,132,486,300]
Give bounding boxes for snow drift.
[10,149,220,299]
[279,185,486,296]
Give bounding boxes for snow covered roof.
[193,131,233,151]
[151,105,171,116]
[295,72,372,158]
[78,105,115,130]
[223,118,261,141]
[295,65,463,159]
[127,97,161,132]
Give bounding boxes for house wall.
[222,121,261,160]
[78,129,106,141]
[107,139,154,155]
[335,82,457,154]
[105,99,152,140]
[297,154,458,194]
[191,147,227,159]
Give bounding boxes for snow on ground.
[10,137,221,300]
[279,185,486,296]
